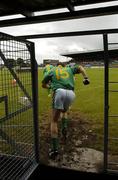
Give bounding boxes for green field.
[0,67,118,155]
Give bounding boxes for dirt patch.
[39,112,103,173]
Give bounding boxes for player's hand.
[83,77,90,85]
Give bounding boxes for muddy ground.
[39,112,105,173]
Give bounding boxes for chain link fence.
[0,32,39,180]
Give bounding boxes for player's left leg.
[61,112,69,140]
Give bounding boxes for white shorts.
[52,88,75,112]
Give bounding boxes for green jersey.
[42,66,80,91]
[43,64,54,77]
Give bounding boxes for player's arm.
[78,65,88,78]
[78,65,90,85]
[42,73,52,89]
[72,65,90,85]
[42,83,50,89]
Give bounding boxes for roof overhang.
[0,0,115,17]
[0,1,117,27]
[62,49,118,61]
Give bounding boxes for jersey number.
[56,69,69,80]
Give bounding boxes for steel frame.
[0,32,39,179]
[0,1,118,175]
[17,28,118,174]
[0,5,117,27]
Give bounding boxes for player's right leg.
[49,90,62,159]
[49,109,61,159]
[61,90,75,140]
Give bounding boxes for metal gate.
[0,32,39,180]
[103,33,118,174]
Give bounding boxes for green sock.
[61,118,68,129]
[51,138,59,151]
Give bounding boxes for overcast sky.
[0,1,118,64]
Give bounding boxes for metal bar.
[30,43,39,163]
[17,28,118,39]
[2,125,32,128]
[2,50,28,53]
[0,139,33,147]
[0,32,37,180]
[108,43,118,45]
[109,162,118,165]
[109,82,118,83]
[0,0,115,17]
[109,90,118,92]
[109,115,118,118]
[0,49,32,102]
[0,96,6,102]
[109,137,118,140]
[0,104,32,124]
[0,95,8,117]
[103,33,109,173]
[0,128,23,155]
[0,32,31,45]
[20,164,38,180]
[4,96,8,117]
[0,5,118,27]
[107,169,118,174]
[0,153,29,159]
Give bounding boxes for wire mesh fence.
[107,39,118,172]
[0,32,38,180]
